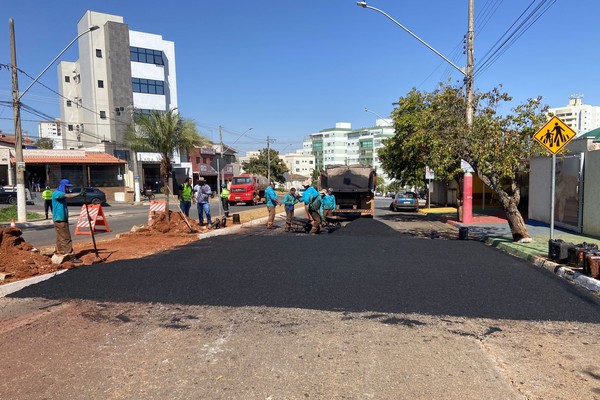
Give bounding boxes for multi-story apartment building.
[282,152,315,177]
[57,11,187,192]
[303,120,394,183]
[38,120,63,149]
[549,96,600,136]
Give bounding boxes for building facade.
[38,121,63,149]
[548,96,600,136]
[302,120,394,183]
[57,10,187,193]
[282,152,315,177]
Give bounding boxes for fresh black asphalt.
[10,218,600,323]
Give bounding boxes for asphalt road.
[11,196,264,248]
[3,200,600,399]
[11,210,600,322]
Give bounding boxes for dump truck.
[319,165,376,217]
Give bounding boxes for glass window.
[132,78,165,95]
[98,80,104,88]
[66,100,72,107]
[96,49,102,58]
[64,76,70,83]
[68,125,73,131]
[100,111,106,119]
[130,46,164,65]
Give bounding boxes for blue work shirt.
[301,187,319,205]
[322,194,336,210]
[52,190,69,222]
[265,186,278,207]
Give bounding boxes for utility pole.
[465,0,475,129]
[267,136,271,182]
[10,19,26,223]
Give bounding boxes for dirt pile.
[0,224,61,283]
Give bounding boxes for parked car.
[390,191,419,212]
[0,187,17,205]
[65,187,107,205]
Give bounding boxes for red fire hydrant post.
[462,172,473,223]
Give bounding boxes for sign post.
[425,166,434,209]
[533,116,577,240]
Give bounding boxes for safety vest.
[180,184,192,202]
[221,188,230,199]
[42,189,53,200]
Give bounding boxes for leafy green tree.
[126,109,209,219]
[375,176,385,192]
[311,169,320,187]
[35,137,54,149]
[379,84,547,241]
[242,148,288,183]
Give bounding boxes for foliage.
[125,109,209,217]
[35,137,54,149]
[380,83,548,241]
[375,176,385,191]
[241,148,288,183]
[311,169,320,187]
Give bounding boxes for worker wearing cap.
[42,186,53,219]
[300,184,319,220]
[220,183,230,218]
[52,179,83,263]
[283,187,299,232]
[194,178,212,226]
[265,181,280,229]
[321,188,336,219]
[306,189,327,234]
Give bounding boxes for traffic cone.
[10,219,16,228]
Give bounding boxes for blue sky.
[1,1,598,155]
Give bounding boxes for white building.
[238,151,261,173]
[282,152,315,177]
[38,120,63,149]
[303,120,394,183]
[57,10,188,191]
[549,96,600,136]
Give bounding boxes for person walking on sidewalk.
[194,178,212,226]
[283,187,299,232]
[52,179,83,263]
[265,181,280,229]
[42,186,53,219]
[178,177,193,217]
[220,183,230,218]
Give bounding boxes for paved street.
[1,201,600,399]
[7,196,263,249]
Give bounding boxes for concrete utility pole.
[9,19,26,223]
[465,0,475,129]
[267,136,271,183]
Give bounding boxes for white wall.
[583,148,600,236]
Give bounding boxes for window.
[68,124,73,131]
[130,46,164,65]
[66,100,72,107]
[196,157,200,164]
[132,78,164,95]
[64,76,70,83]
[96,49,102,58]
[99,111,106,119]
[98,80,104,88]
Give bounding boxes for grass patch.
[0,206,44,222]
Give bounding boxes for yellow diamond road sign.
[534,116,576,154]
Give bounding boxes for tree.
[375,176,385,192]
[379,84,547,241]
[35,137,54,149]
[125,109,209,220]
[311,168,320,187]
[242,148,288,183]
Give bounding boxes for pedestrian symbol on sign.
[533,116,576,155]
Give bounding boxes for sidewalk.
[421,206,600,295]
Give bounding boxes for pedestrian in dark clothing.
[42,186,53,219]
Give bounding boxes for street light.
[364,107,392,126]
[10,20,99,222]
[356,1,475,222]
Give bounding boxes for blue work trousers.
[180,201,191,217]
[197,202,212,225]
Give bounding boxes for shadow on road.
[10,218,600,323]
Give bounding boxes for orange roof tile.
[14,150,126,164]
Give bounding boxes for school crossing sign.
[534,116,576,154]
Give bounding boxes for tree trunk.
[161,163,170,222]
[497,189,530,242]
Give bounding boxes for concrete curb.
[486,237,600,295]
[0,270,68,298]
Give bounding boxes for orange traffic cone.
[10,219,16,228]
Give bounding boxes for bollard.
[232,213,241,225]
[458,227,469,240]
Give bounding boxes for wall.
[583,149,600,236]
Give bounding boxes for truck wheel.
[245,201,254,206]
[8,196,17,205]
[229,201,236,206]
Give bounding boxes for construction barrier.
[74,204,111,235]
[148,200,166,224]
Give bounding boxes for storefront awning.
[13,149,126,164]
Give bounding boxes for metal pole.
[550,154,556,240]
[9,19,26,222]
[465,0,475,128]
[217,158,222,216]
[267,136,271,182]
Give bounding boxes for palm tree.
[126,109,209,220]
